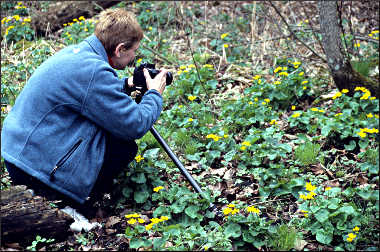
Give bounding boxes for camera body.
[132,63,173,94]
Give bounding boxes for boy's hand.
[144,68,168,95]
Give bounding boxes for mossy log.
[28,1,121,36]
[1,185,74,245]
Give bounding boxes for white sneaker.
[61,206,102,232]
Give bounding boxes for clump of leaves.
[294,141,321,166]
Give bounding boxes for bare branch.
[268,1,327,63]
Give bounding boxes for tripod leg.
[149,126,204,195]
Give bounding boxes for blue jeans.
[5,132,137,211]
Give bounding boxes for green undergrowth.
[1,1,379,251]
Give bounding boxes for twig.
[140,43,178,66]
[177,3,211,102]
[348,1,360,57]
[301,4,327,57]
[269,1,327,63]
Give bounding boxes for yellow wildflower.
[274,81,281,85]
[357,131,367,138]
[291,105,296,110]
[299,72,304,76]
[203,64,214,68]
[153,186,164,192]
[332,92,342,99]
[302,80,308,85]
[274,66,282,73]
[231,208,239,215]
[242,141,251,146]
[135,155,144,163]
[253,75,261,80]
[206,134,221,142]
[305,182,317,192]
[223,207,232,215]
[223,44,229,48]
[127,218,137,224]
[150,218,161,224]
[138,218,145,223]
[279,72,288,77]
[292,112,301,118]
[188,118,193,122]
[335,113,342,117]
[270,119,277,125]
[188,95,197,101]
[342,89,349,93]
[367,113,373,118]
[221,33,229,39]
[246,206,260,214]
[160,216,169,221]
[347,233,357,242]
[125,213,140,218]
[240,146,246,151]
[145,223,154,230]
[325,187,332,191]
[248,101,253,105]
[311,108,319,112]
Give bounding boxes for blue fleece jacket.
[1,35,163,203]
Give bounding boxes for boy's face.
[112,41,140,70]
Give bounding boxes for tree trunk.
[318,1,379,97]
[29,1,121,37]
[1,185,74,245]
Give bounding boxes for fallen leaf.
[105,216,121,228]
[294,239,308,251]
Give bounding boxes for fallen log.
[1,185,74,245]
[28,1,122,37]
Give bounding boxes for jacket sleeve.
[81,65,163,140]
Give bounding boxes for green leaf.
[327,198,340,210]
[339,205,356,216]
[186,153,201,161]
[131,173,146,184]
[344,140,356,151]
[224,150,237,162]
[314,208,330,223]
[144,148,160,159]
[129,238,152,249]
[134,190,150,203]
[224,223,241,238]
[171,201,186,214]
[185,205,200,219]
[122,187,132,198]
[316,229,333,245]
[358,139,369,149]
[153,206,168,217]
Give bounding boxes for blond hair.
[95,8,143,56]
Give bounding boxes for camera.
[132,62,173,94]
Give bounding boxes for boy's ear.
[114,43,125,57]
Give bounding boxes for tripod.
[149,126,219,215]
